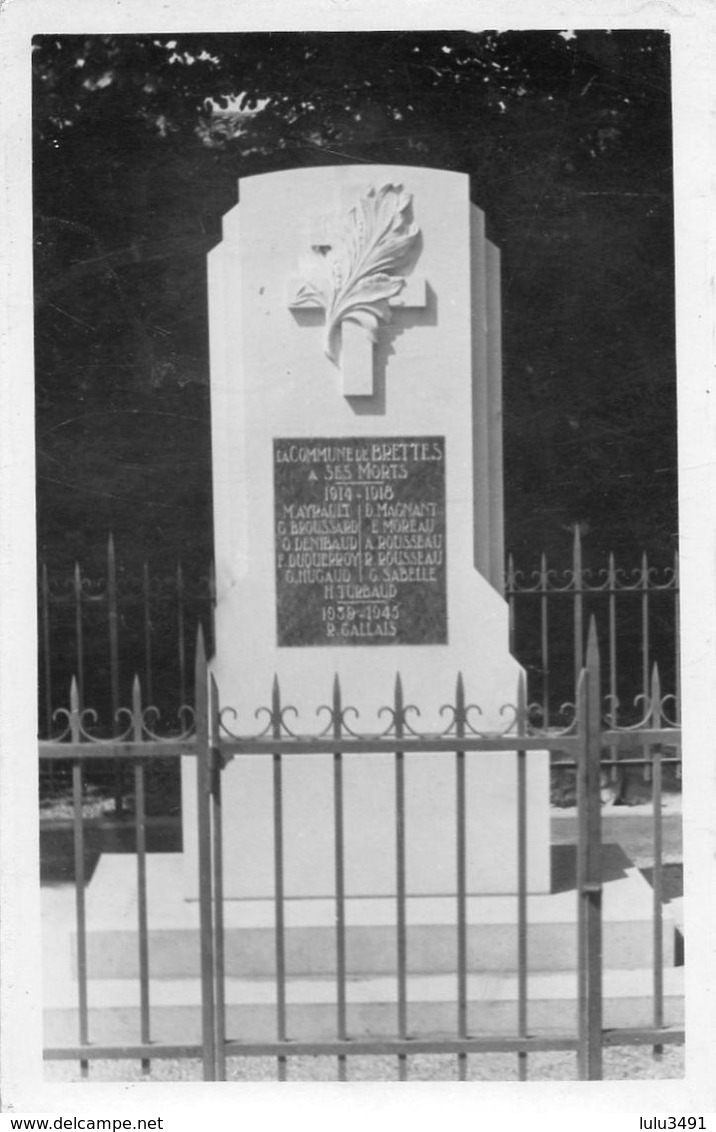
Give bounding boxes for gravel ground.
[44,1045,683,1084]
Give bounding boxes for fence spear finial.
[394,672,404,738]
[331,674,342,739]
[650,663,662,729]
[194,622,206,671]
[69,676,80,741]
[209,672,221,755]
[132,674,142,740]
[517,669,527,737]
[455,672,465,738]
[586,616,599,666]
[271,674,282,738]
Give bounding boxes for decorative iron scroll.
[41,659,684,747]
[505,547,678,595]
[217,671,579,745]
[604,665,679,731]
[48,674,195,743]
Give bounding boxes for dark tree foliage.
[33,31,675,581]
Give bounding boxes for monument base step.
[64,850,676,979]
[42,850,682,1051]
[43,968,684,1048]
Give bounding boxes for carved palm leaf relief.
[292,183,420,363]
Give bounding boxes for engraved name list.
[274,436,447,646]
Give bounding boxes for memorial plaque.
[274,436,447,646]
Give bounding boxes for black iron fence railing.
[506,527,679,731]
[39,529,679,737]
[40,624,683,1082]
[39,530,679,817]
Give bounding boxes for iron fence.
[39,531,680,815]
[40,624,683,1082]
[38,535,214,810]
[39,535,215,744]
[506,527,679,731]
[38,529,679,737]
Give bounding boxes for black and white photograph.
[1,0,715,1121]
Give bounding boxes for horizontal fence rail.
[40,621,683,1082]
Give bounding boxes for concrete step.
[43,852,682,1052]
[68,852,675,979]
[43,967,684,1048]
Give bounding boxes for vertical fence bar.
[577,621,603,1079]
[506,554,517,658]
[650,665,664,1057]
[587,622,604,1079]
[576,663,588,1078]
[674,552,681,781]
[454,674,468,1081]
[41,563,52,740]
[516,672,529,1081]
[394,674,408,1081]
[573,527,584,700]
[108,535,123,814]
[40,564,55,796]
[607,553,619,783]
[142,563,153,706]
[271,676,288,1081]
[641,552,651,782]
[195,627,216,1081]
[607,553,617,717]
[539,554,550,728]
[70,678,89,1077]
[208,559,217,658]
[332,676,348,1081]
[574,670,588,1077]
[73,563,85,712]
[210,675,226,1082]
[177,563,187,709]
[641,552,650,702]
[131,676,151,1073]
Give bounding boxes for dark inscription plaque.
[274,436,447,647]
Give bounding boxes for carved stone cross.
[288,183,426,397]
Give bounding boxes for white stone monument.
[41,166,678,1057]
[182,164,550,899]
